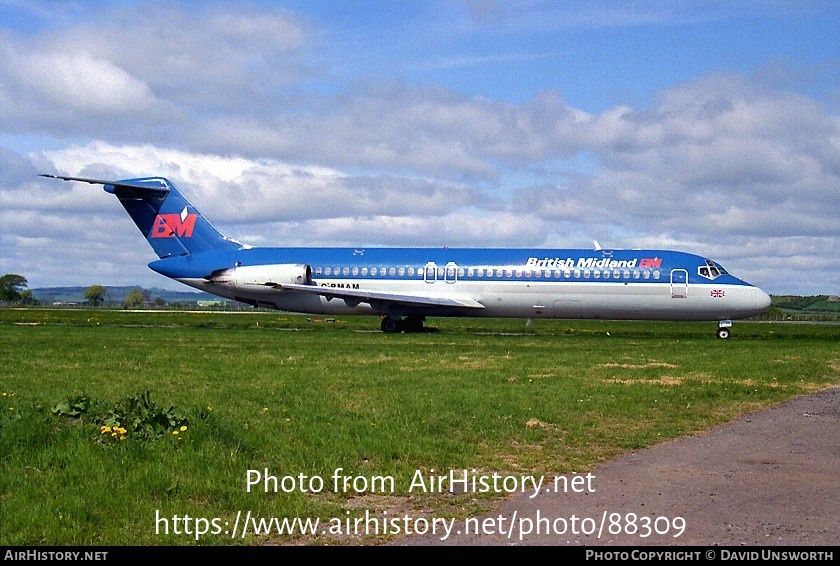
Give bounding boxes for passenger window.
[324,267,332,276]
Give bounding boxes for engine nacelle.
[230,264,312,289]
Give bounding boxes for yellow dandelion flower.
[179,425,187,432]
[172,430,179,435]
[263,407,269,412]
[206,406,212,411]
[101,426,111,433]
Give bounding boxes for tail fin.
[42,175,241,258]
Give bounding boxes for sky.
[0,0,838,296]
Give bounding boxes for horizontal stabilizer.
[40,174,170,196]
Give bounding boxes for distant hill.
[32,286,217,306]
[770,295,840,313]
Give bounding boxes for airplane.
[42,174,772,338]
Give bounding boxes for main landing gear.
[380,316,426,333]
[716,320,732,340]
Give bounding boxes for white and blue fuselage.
[155,247,769,324]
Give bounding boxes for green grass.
[1,309,838,545]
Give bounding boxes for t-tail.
[41,175,241,259]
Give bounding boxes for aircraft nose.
[747,286,772,315]
[726,284,772,319]
[758,288,772,310]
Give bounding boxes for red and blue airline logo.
[150,208,197,239]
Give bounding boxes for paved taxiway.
[400,386,839,546]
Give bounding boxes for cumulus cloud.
[0,4,307,139]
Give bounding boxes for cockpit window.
[698,259,724,280]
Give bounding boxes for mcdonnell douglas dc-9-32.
[43,174,771,338]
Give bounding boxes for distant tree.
[152,297,167,308]
[123,288,149,309]
[0,274,28,301]
[84,285,107,307]
[19,289,39,306]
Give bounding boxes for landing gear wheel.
[402,316,425,333]
[381,317,402,333]
[716,327,731,340]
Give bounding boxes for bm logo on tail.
[150,207,197,239]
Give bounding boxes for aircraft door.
[444,262,458,284]
[424,262,437,284]
[670,269,688,298]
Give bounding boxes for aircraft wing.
[277,283,485,310]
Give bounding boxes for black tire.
[716,327,731,339]
[403,316,425,333]
[381,317,402,333]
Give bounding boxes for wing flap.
[278,283,485,310]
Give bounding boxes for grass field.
[1,308,838,545]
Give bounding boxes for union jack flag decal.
[710,289,725,298]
